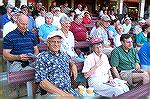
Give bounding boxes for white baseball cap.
[47,30,64,39]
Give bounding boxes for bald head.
[17,14,28,33]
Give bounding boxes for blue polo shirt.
[38,23,57,40]
[0,14,11,26]
[3,28,38,55]
[138,43,150,65]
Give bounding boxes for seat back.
[6,61,35,85]
[37,43,48,53]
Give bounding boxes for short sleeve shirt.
[38,23,57,40]
[3,28,38,55]
[70,21,87,41]
[35,51,80,96]
[82,53,111,82]
[138,43,150,65]
[136,32,147,45]
[110,46,140,71]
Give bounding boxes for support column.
[117,0,123,14]
[139,0,145,18]
[95,0,98,11]
[71,0,74,9]
[148,5,150,19]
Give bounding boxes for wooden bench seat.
[113,83,150,99]
[75,41,90,48]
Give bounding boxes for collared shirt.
[108,25,117,37]
[114,34,122,47]
[38,23,57,40]
[35,50,80,96]
[110,45,140,71]
[35,16,45,28]
[0,13,11,25]
[70,21,87,41]
[90,26,109,45]
[82,53,111,82]
[75,8,82,15]
[138,43,150,65]
[122,23,131,34]
[136,32,147,45]
[133,25,142,35]
[3,28,37,55]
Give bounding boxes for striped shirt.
[3,28,37,55]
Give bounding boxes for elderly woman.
[82,38,129,97]
[59,16,84,62]
[59,16,86,85]
[38,12,57,42]
[114,24,124,47]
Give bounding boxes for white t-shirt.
[35,16,45,28]
[75,8,82,15]
[3,21,17,37]
[114,34,122,47]
[122,23,131,34]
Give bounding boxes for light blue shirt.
[108,25,117,37]
[28,16,36,32]
[38,23,57,40]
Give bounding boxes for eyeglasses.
[125,41,133,43]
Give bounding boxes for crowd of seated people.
[1,1,150,98]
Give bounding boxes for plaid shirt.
[35,50,80,96]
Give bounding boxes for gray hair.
[45,12,53,19]
[60,15,70,24]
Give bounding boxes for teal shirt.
[136,32,147,45]
[110,46,140,71]
[38,23,57,40]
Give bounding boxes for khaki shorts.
[120,70,133,85]
[9,61,33,72]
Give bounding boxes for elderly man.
[3,14,39,96]
[133,19,146,35]
[82,38,129,97]
[20,5,36,32]
[3,14,39,71]
[75,4,82,15]
[110,34,150,87]
[35,31,80,96]
[90,15,113,57]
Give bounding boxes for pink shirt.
[82,52,111,82]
